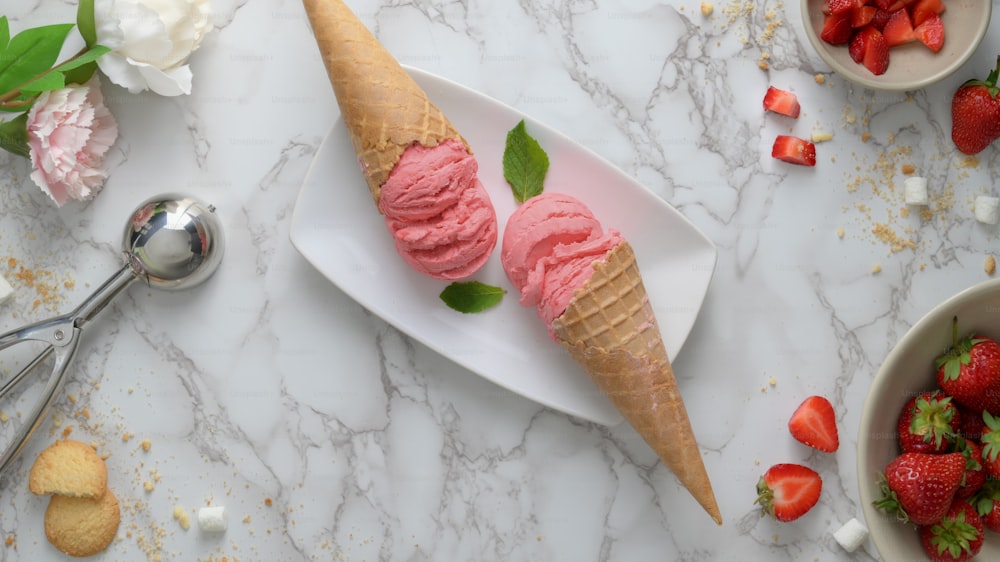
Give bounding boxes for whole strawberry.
[919,499,984,562]
[875,452,965,525]
[979,411,1000,478]
[971,479,1000,533]
[955,439,985,500]
[897,391,961,454]
[935,325,1000,414]
[951,56,1000,155]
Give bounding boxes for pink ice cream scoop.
[501,192,623,330]
[379,139,498,280]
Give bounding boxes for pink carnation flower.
[26,78,118,206]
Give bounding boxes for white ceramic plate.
[289,67,717,426]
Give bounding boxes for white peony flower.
[94,0,212,96]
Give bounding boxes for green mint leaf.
[0,23,75,97]
[0,17,10,50]
[0,112,30,159]
[77,0,98,46]
[439,281,505,313]
[503,119,549,203]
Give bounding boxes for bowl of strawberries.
[859,278,1000,560]
[802,0,991,91]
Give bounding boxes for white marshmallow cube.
[976,196,1000,225]
[832,518,869,553]
[903,176,928,206]
[197,506,227,533]
[0,275,12,305]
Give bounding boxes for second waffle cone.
[551,240,722,525]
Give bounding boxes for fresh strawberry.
[755,463,822,522]
[979,412,1000,478]
[886,0,917,11]
[875,452,965,525]
[856,26,890,76]
[851,5,877,28]
[826,0,863,15]
[958,405,987,441]
[971,479,1000,533]
[897,391,960,454]
[919,499,984,562]
[911,0,945,26]
[955,439,986,499]
[913,13,944,53]
[771,135,816,167]
[951,57,1000,156]
[882,7,916,47]
[870,8,891,30]
[820,11,854,45]
[763,86,800,118]
[935,325,1000,413]
[788,395,839,452]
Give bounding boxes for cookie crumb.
[700,2,714,16]
[814,74,826,84]
[173,505,191,531]
[901,163,916,174]
[871,264,882,274]
[811,132,833,143]
[986,256,996,276]
[140,439,151,452]
[836,227,845,239]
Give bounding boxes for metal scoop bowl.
[0,193,224,474]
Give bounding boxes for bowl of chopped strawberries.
[802,0,991,91]
[859,278,1000,560]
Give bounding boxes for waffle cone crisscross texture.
[302,0,467,206]
[552,241,722,525]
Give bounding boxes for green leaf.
[439,281,505,313]
[0,17,10,50]
[77,0,98,47]
[61,60,99,86]
[0,23,75,97]
[15,45,109,94]
[0,112,31,159]
[19,72,64,93]
[503,119,549,203]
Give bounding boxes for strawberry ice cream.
[379,139,498,280]
[501,192,624,330]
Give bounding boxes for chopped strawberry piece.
[788,395,840,452]
[882,8,916,47]
[820,11,854,45]
[826,0,862,15]
[763,86,801,118]
[870,8,891,30]
[848,27,867,64]
[856,26,890,76]
[873,0,894,9]
[755,464,823,522]
[913,12,944,53]
[886,0,917,12]
[911,0,945,26]
[851,5,877,28]
[771,136,816,167]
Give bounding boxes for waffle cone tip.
[553,241,721,525]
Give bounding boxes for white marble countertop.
[1,0,999,560]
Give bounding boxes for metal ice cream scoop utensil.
[0,194,224,474]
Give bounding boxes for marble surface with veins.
[0,0,998,560]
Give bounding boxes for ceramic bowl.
[858,278,1000,559]
[801,0,992,91]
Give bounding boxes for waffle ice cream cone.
[302,0,468,206]
[551,240,722,525]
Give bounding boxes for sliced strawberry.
[826,0,863,15]
[882,7,916,47]
[886,0,917,11]
[858,26,890,76]
[772,135,816,167]
[851,5,877,28]
[911,0,946,26]
[820,11,854,45]
[789,395,839,452]
[871,8,892,30]
[873,0,894,9]
[763,86,801,118]
[849,27,868,63]
[914,13,944,53]
[755,463,822,522]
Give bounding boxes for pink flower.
[26,78,118,206]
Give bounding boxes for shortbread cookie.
[29,439,107,498]
[44,489,120,557]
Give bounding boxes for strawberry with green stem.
[935,319,1000,414]
[919,499,984,562]
[951,56,1000,156]
[755,463,822,522]
[874,452,965,525]
[897,390,960,454]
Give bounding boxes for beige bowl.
[858,278,1000,560]
[801,0,991,91]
